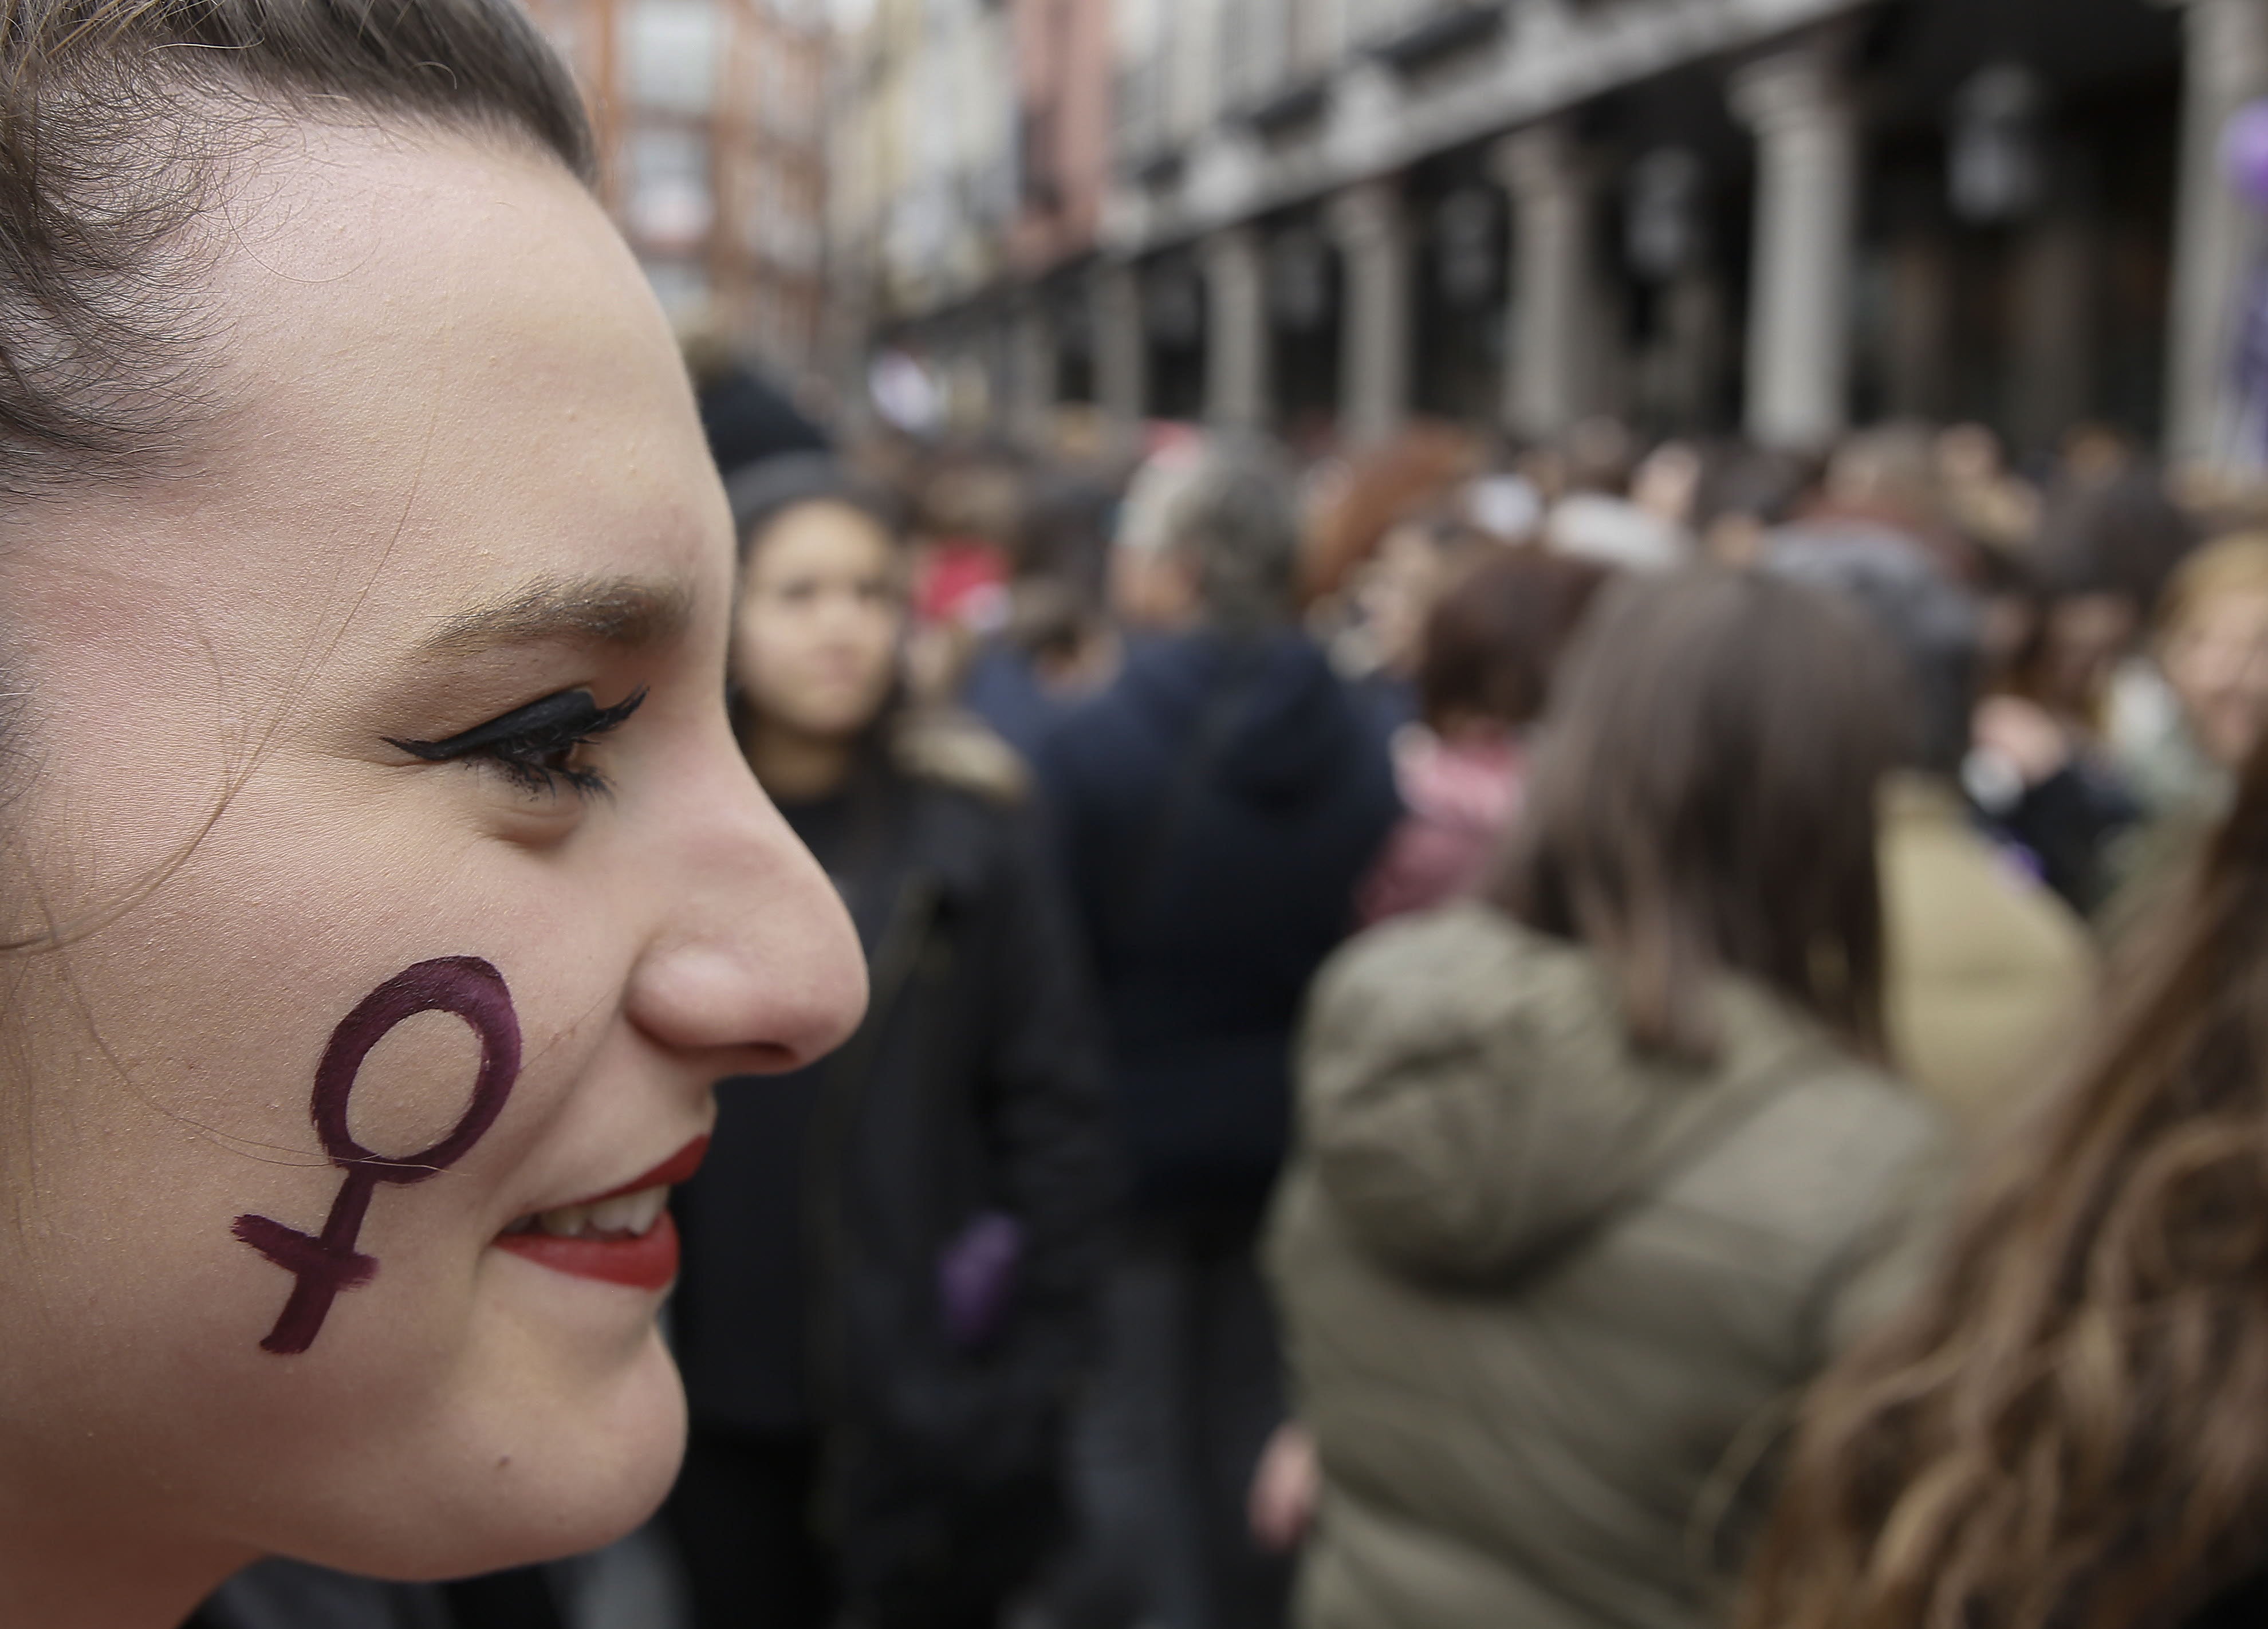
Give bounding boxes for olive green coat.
[1879,773,2096,1139]
[1265,903,1950,1629]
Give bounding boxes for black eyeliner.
[387,687,644,763]
[387,686,647,798]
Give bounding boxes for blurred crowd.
[203,361,2268,1629]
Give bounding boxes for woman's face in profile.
[2164,587,2268,770]
[0,124,864,1599]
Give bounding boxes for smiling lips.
[493,1135,708,1291]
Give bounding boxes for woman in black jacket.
[665,456,1116,1629]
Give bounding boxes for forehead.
[751,501,897,565]
[24,125,724,667]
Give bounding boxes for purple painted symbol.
[233,956,521,1355]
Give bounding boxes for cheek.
[0,968,676,1568]
[737,614,829,708]
[856,612,904,691]
[0,946,527,1383]
[0,800,671,1561]
[2167,661,2211,717]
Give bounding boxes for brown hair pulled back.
[1739,732,2268,1629]
[1494,568,1909,1060]
[1416,546,1608,732]
[0,0,592,503]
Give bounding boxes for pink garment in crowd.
[1357,727,1526,926]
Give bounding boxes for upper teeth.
[506,1185,670,1240]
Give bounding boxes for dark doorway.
[1267,215,1341,448]
[1143,253,1206,421]
[1411,148,1507,424]
[1854,0,2182,456]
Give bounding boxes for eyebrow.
[413,575,694,660]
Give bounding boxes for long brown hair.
[1495,568,1910,1060]
[1739,731,2268,1629]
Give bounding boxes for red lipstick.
[581,1135,710,1203]
[491,1135,708,1292]
[494,1210,681,1289]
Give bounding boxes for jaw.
[0,1491,255,1629]
[233,1308,686,1581]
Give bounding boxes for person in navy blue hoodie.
[1033,438,1399,1629]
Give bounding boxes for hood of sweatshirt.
[1118,629,1375,810]
[1293,903,1868,1280]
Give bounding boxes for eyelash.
[387,687,648,799]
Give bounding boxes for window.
[621,0,719,116]
[628,126,714,250]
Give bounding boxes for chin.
[808,702,884,739]
[281,1323,689,1583]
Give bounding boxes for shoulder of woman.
[1798,1091,1962,1355]
[1678,979,1956,1221]
[1714,987,1950,1177]
[1769,1060,1952,1203]
[889,707,1030,807]
[1695,1031,1959,1351]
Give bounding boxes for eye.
[387,687,647,798]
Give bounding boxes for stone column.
[1091,259,1147,435]
[1493,123,1589,442]
[1201,225,1270,428]
[1730,40,1859,450]
[1328,178,1411,447]
[2165,0,2268,466]
[1008,298,1058,447]
[1088,262,1143,440]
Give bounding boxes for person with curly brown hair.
[1739,723,2268,1629]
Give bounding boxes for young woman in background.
[2105,535,2268,925]
[1268,569,1951,1629]
[666,457,1115,1629]
[1356,548,1609,924]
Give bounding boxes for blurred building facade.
[524,0,830,379]
[828,0,2268,467]
[824,0,1105,434]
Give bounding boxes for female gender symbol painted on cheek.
[232,956,521,1356]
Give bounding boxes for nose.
[622,724,867,1074]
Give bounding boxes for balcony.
[1367,0,1505,74]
